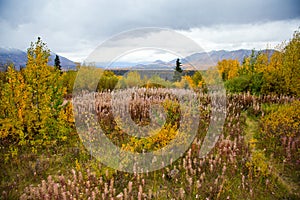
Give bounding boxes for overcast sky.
[0,0,299,62]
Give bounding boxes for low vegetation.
[0,29,299,199]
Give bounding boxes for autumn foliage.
[258,100,300,162]
[215,29,300,96]
[0,30,300,199]
[0,38,73,148]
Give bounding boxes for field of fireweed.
[1,31,300,199]
[14,88,299,200]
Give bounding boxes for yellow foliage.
[254,52,269,73]
[122,99,181,153]
[217,59,240,81]
[73,65,103,92]
[59,102,75,124]
[0,66,28,140]
[184,75,194,87]
[173,77,190,89]
[205,66,222,85]
[122,124,178,153]
[261,100,300,138]
[0,38,73,147]
[246,150,270,178]
[75,158,81,171]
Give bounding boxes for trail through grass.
[244,113,300,198]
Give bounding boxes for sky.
[0,0,299,62]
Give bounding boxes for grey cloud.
[1,0,299,34]
[0,0,299,61]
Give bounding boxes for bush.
[97,70,119,92]
[62,70,77,95]
[225,75,251,93]
[258,100,300,162]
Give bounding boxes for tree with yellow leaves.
[217,59,240,81]
[22,37,70,143]
[261,29,300,96]
[260,50,284,94]
[185,71,206,92]
[282,29,300,96]
[0,38,72,147]
[0,65,29,144]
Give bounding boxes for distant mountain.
[0,48,27,70]
[105,49,275,70]
[49,53,76,70]
[0,48,275,72]
[97,61,140,69]
[132,60,173,70]
[0,47,76,71]
[178,49,275,70]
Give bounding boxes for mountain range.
[0,47,76,71]
[0,48,274,71]
[99,49,274,70]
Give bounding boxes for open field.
[1,29,299,199]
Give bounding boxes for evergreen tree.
[173,58,183,82]
[175,58,183,73]
[54,55,62,72]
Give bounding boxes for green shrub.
[97,70,118,92]
[225,75,251,93]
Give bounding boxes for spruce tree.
[173,58,183,82]
[54,55,62,72]
[175,58,183,73]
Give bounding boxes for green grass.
[1,108,299,199]
[243,111,300,199]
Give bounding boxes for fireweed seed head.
[72,28,226,173]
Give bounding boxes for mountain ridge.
[107,49,275,70]
[0,47,76,71]
[0,48,275,71]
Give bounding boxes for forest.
[0,29,299,199]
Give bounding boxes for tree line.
[216,29,300,96]
[0,28,299,148]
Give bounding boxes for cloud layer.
[0,0,299,61]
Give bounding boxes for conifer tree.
[54,55,62,72]
[175,58,183,73]
[173,58,183,82]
